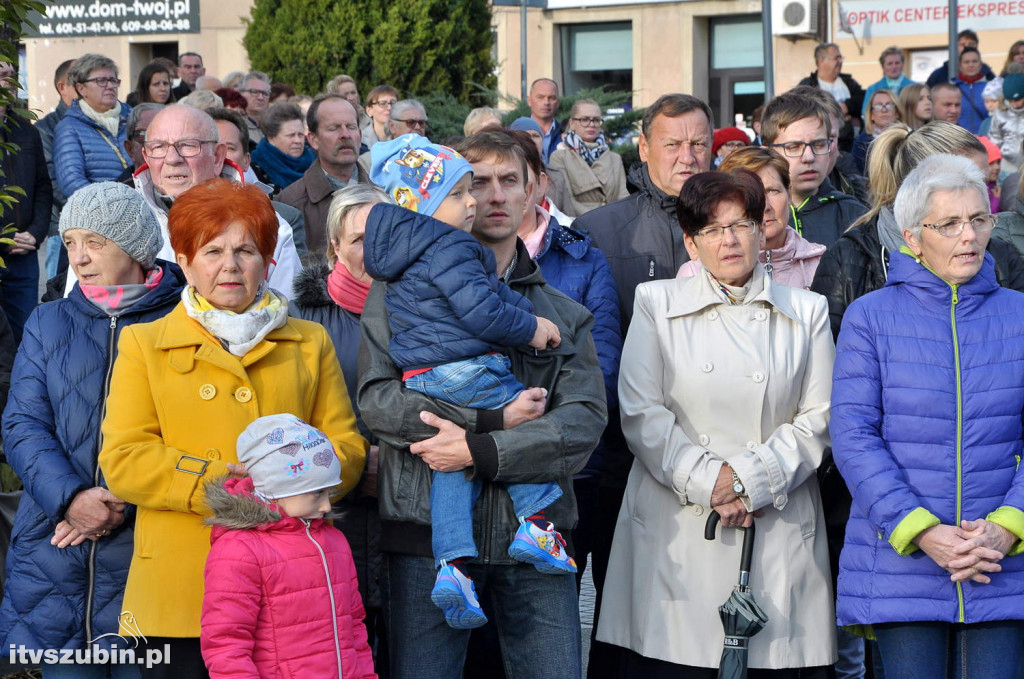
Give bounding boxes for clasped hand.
[710,464,763,528]
[52,487,126,548]
[914,519,1017,584]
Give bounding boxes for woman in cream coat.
[547,99,628,216]
[597,170,836,678]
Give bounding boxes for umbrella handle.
[704,510,757,583]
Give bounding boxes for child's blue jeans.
[404,353,563,568]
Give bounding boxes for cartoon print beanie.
[369,133,473,215]
[236,414,341,500]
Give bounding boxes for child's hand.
[227,463,249,478]
[529,317,561,350]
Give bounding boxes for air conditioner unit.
[772,0,819,38]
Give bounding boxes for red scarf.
[327,260,371,315]
[959,71,984,84]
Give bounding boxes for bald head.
[143,104,227,198]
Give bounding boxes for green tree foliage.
[243,0,496,104]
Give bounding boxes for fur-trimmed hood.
[204,476,285,530]
[292,260,333,309]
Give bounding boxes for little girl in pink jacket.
[201,414,376,679]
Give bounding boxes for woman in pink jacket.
[201,414,376,679]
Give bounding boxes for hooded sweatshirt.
[201,477,377,679]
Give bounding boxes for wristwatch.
[731,469,747,497]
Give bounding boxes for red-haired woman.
[98,178,368,677]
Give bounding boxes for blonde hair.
[854,121,986,228]
[325,185,392,266]
[463,107,503,136]
[897,84,930,130]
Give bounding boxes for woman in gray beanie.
[0,182,187,678]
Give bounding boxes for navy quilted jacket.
[0,263,185,650]
[831,251,1024,626]
[363,203,537,370]
[53,100,131,200]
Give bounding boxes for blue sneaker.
[431,562,487,629]
[508,519,578,574]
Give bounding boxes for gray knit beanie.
[59,182,163,269]
[237,414,342,500]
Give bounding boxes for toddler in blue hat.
[364,134,577,631]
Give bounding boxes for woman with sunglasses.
[548,99,628,216]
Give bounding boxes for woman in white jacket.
[597,170,837,678]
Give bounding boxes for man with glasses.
[240,71,273,144]
[172,52,205,100]
[104,104,300,298]
[761,91,867,247]
[361,84,399,148]
[388,99,429,139]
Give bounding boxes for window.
[560,22,632,97]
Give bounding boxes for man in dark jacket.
[279,94,369,258]
[34,59,75,280]
[529,78,563,164]
[762,90,867,247]
[358,131,606,679]
[799,43,865,152]
[0,61,52,342]
[569,92,712,679]
[172,52,204,101]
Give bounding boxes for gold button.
[235,387,253,403]
[199,384,216,400]
[205,448,220,460]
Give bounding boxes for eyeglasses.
[571,116,603,126]
[872,103,896,111]
[371,99,397,108]
[770,138,832,157]
[241,88,270,98]
[84,77,121,88]
[143,139,218,158]
[921,214,996,238]
[695,219,760,242]
[394,118,428,128]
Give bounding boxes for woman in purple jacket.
[831,154,1024,678]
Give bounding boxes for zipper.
[950,285,965,623]
[789,199,810,236]
[304,520,343,678]
[85,315,119,644]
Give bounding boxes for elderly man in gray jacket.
[358,130,606,679]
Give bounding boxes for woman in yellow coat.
[99,178,368,677]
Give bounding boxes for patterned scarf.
[705,267,751,305]
[182,283,289,357]
[563,130,609,166]
[81,266,164,316]
[327,260,371,315]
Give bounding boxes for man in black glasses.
[761,91,867,247]
[240,71,272,145]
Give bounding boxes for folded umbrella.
[704,510,769,679]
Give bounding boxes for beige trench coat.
[548,146,628,216]
[597,266,837,669]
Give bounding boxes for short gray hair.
[243,71,271,87]
[126,103,164,139]
[260,101,304,139]
[894,154,987,238]
[390,99,426,123]
[878,46,904,66]
[814,43,839,63]
[325,184,391,266]
[147,104,220,143]
[68,54,118,88]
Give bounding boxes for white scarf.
[78,99,121,138]
[181,284,289,357]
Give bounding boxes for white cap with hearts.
[236,414,341,500]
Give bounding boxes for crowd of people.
[0,33,1023,679]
